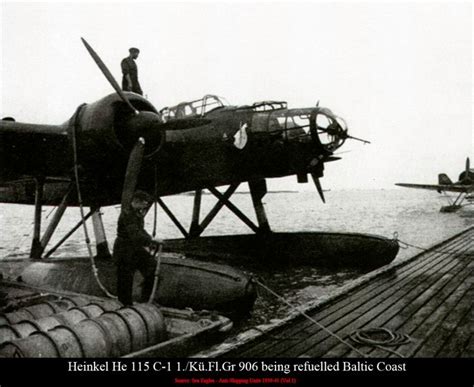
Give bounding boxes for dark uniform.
[113,207,156,305]
[121,56,143,95]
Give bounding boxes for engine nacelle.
[68,93,165,165]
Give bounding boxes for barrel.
[0,296,89,325]
[0,324,24,343]
[0,320,110,358]
[0,331,61,358]
[0,300,121,342]
[99,307,148,353]
[0,303,166,358]
[91,311,132,356]
[0,300,121,344]
[130,304,167,344]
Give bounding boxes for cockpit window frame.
[160,94,229,120]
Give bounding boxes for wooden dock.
[204,226,473,358]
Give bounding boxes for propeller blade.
[121,137,145,208]
[310,172,326,203]
[81,37,139,115]
[466,157,470,174]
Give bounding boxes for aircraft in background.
[0,38,359,260]
[396,157,474,212]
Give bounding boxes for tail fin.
[438,173,452,185]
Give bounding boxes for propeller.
[306,154,326,203]
[81,38,139,115]
[81,38,214,209]
[466,157,470,175]
[307,109,337,204]
[82,37,211,134]
[121,137,145,208]
[81,38,155,207]
[311,172,325,203]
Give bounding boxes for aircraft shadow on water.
[396,157,474,213]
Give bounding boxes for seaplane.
[0,38,403,359]
[0,38,399,317]
[396,157,474,212]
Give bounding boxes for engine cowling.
[69,93,165,164]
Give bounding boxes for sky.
[1,1,472,190]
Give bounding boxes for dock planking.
[216,227,473,358]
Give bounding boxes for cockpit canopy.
[160,95,229,121]
[251,108,347,152]
[159,94,347,153]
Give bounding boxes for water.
[1,189,473,328]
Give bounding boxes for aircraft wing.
[0,120,69,184]
[395,183,471,193]
[0,178,72,205]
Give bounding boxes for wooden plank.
[321,254,472,358]
[370,264,473,357]
[364,248,474,357]
[324,237,473,357]
[226,233,470,357]
[460,334,474,357]
[416,284,473,357]
[304,249,472,358]
[274,239,470,357]
[228,233,468,356]
[245,244,466,357]
[219,228,474,358]
[396,272,473,358]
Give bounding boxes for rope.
[253,279,368,358]
[148,244,163,303]
[152,165,158,238]
[71,104,116,299]
[349,327,411,358]
[393,232,472,257]
[147,164,163,304]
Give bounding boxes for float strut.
[189,189,202,237]
[156,197,189,238]
[30,177,44,259]
[44,210,94,258]
[207,186,260,233]
[36,184,73,258]
[189,183,240,238]
[249,179,271,234]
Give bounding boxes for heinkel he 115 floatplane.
[0,38,399,346]
[396,157,474,212]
